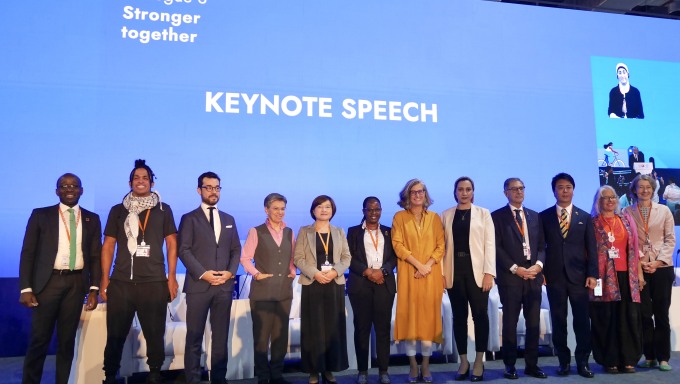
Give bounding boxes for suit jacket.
[346,224,397,295]
[19,204,102,294]
[178,207,241,293]
[293,224,351,285]
[628,151,645,168]
[539,205,597,285]
[491,205,545,286]
[441,204,496,289]
[623,202,676,266]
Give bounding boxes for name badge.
[136,241,151,257]
[642,244,652,254]
[607,248,620,259]
[594,278,603,297]
[523,243,530,259]
[321,260,333,272]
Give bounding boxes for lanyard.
[600,215,620,246]
[138,210,151,240]
[366,227,380,252]
[58,207,81,242]
[512,213,525,239]
[636,204,651,238]
[317,231,330,262]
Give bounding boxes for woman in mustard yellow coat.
[392,179,445,383]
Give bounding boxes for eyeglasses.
[505,187,525,193]
[600,196,617,201]
[59,184,80,190]
[410,189,425,196]
[362,208,382,213]
[201,186,222,192]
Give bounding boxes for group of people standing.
[18,162,676,384]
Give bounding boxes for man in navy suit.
[492,178,547,379]
[539,173,597,378]
[19,173,102,384]
[178,171,241,384]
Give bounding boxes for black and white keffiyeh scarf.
[122,191,162,256]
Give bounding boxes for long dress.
[300,233,349,373]
[391,209,445,343]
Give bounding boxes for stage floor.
[4,353,680,383]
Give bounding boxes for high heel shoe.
[309,374,320,384]
[420,368,432,383]
[454,365,469,381]
[470,366,484,382]
[407,366,419,383]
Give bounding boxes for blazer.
[178,207,241,293]
[539,205,598,285]
[441,204,496,289]
[19,204,102,294]
[623,202,676,266]
[346,224,397,295]
[294,223,351,285]
[491,205,545,286]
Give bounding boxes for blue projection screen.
[2,1,680,277]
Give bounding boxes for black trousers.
[185,287,234,384]
[348,284,395,372]
[23,272,84,384]
[546,278,592,365]
[250,299,292,380]
[590,271,642,368]
[641,267,674,362]
[497,279,542,368]
[448,273,489,355]
[103,280,168,377]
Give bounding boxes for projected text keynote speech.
[205,92,438,123]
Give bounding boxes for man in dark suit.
[240,193,296,384]
[539,173,598,378]
[178,171,241,384]
[19,173,102,384]
[628,146,645,169]
[347,197,397,384]
[491,178,547,380]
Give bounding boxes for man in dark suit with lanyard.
[346,196,397,384]
[178,171,241,384]
[539,173,598,378]
[19,173,102,384]
[491,178,547,379]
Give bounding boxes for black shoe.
[454,366,469,381]
[556,363,570,376]
[524,366,547,379]
[620,366,636,374]
[146,369,162,384]
[470,366,484,382]
[503,366,518,380]
[577,364,595,378]
[322,372,337,384]
[605,366,619,374]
